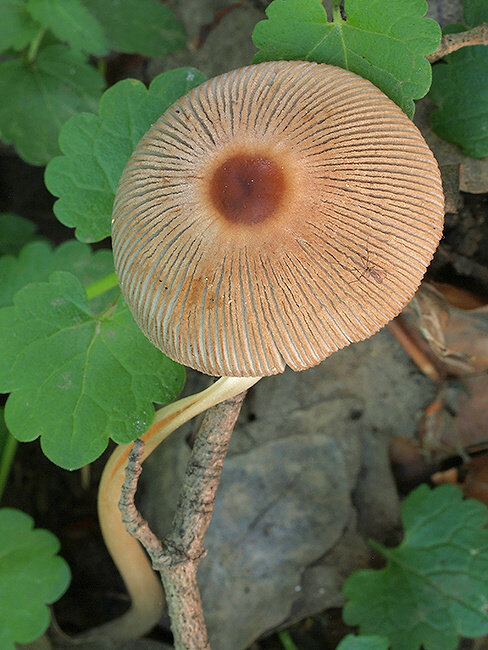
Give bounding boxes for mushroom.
[103,60,444,640]
[112,60,444,379]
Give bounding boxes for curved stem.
[93,375,260,642]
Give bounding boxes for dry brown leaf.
[402,283,488,376]
[392,283,488,478]
[448,375,488,450]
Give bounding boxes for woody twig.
[427,23,488,63]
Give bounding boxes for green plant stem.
[368,537,389,557]
[278,629,299,650]
[0,432,18,502]
[26,27,46,64]
[86,272,119,300]
[332,0,343,22]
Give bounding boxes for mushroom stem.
[95,375,261,642]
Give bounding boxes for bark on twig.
[120,391,248,650]
[120,439,163,555]
[427,23,488,63]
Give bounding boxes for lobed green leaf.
[0,408,8,471]
[336,635,390,650]
[429,0,488,159]
[252,0,441,118]
[0,508,70,647]
[0,213,39,256]
[0,407,17,502]
[27,0,108,56]
[0,272,185,469]
[343,484,488,650]
[0,0,39,53]
[0,239,115,311]
[45,67,206,242]
[81,0,186,57]
[463,0,488,27]
[0,44,104,165]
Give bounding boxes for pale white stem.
[93,375,261,642]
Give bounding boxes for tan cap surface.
[112,60,444,377]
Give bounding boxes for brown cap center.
[209,154,285,225]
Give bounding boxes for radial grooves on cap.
[112,60,444,377]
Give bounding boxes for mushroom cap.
[112,60,444,377]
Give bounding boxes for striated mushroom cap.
[112,60,444,377]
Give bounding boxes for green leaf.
[27,0,108,56]
[336,635,390,650]
[45,67,206,242]
[0,408,10,472]
[0,407,11,470]
[252,0,441,118]
[343,484,488,650]
[464,0,488,27]
[81,0,186,57]
[0,213,39,256]
[0,0,39,53]
[0,271,185,469]
[0,44,104,166]
[429,8,488,159]
[0,239,115,311]
[0,508,70,646]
